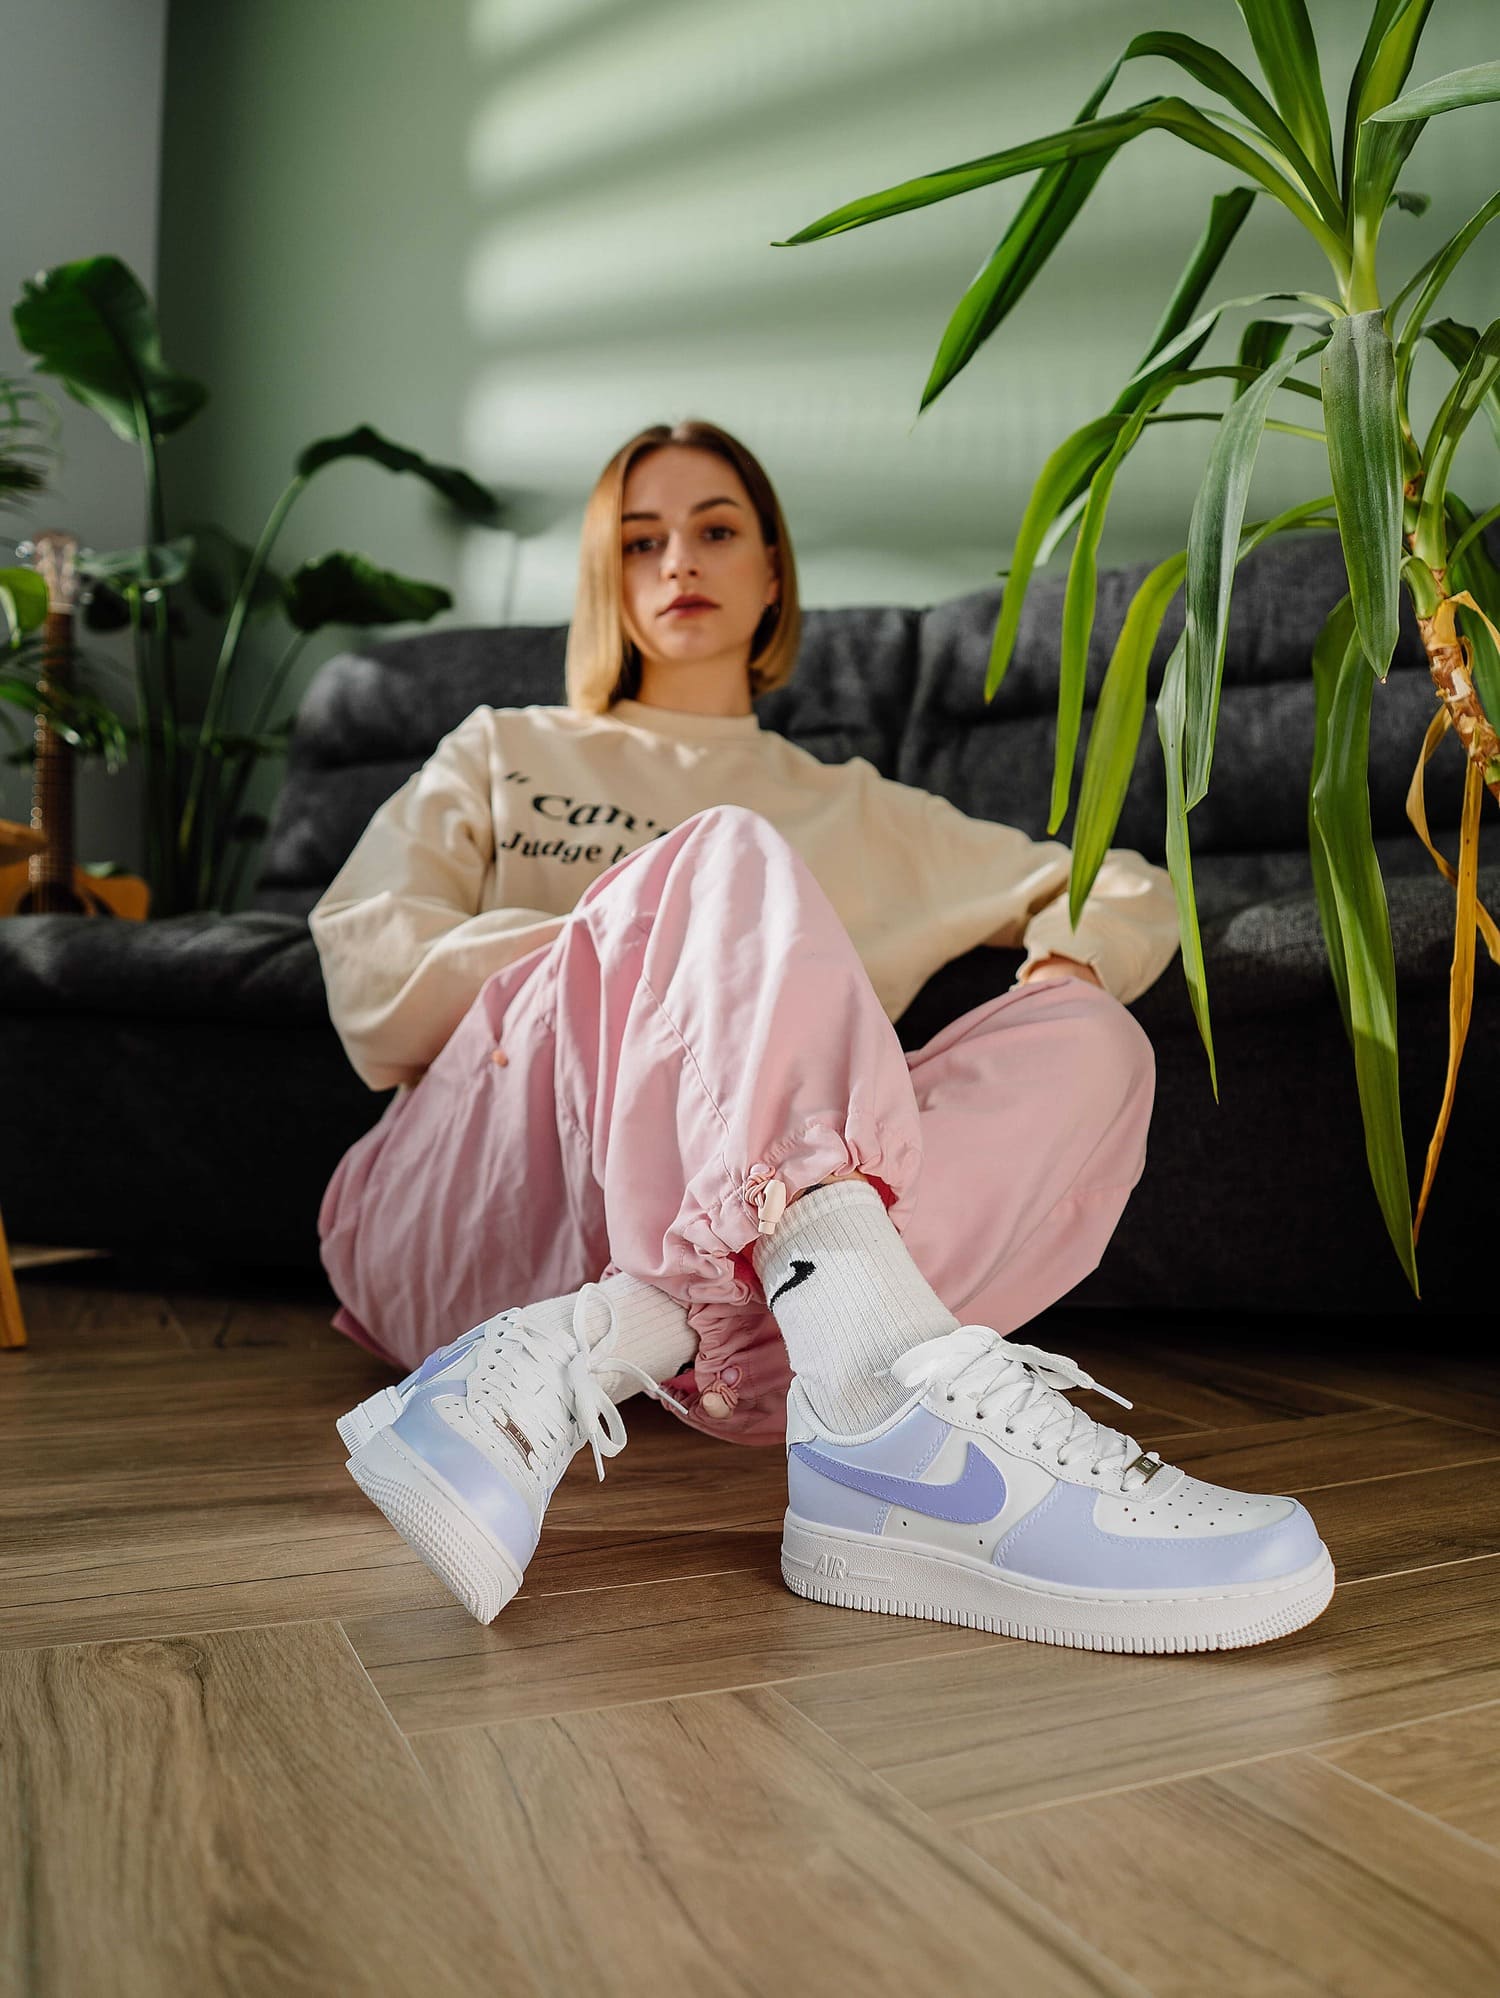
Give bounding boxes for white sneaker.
[343,1282,674,1624]
[781,1324,1335,1653]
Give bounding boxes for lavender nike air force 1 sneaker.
[782,1325,1335,1653]
[342,1283,676,1624]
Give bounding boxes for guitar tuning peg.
[14,539,35,562]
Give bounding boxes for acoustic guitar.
[0,528,149,918]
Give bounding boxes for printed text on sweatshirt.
[308,696,1181,1091]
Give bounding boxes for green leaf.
[1182,333,1331,805]
[1154,631,1217,1097]
[1036,188,1260,560]
[1341,1,1426,196]
[1321,311,1402,679]
[1308,592,1357,1047]
[1390,189,1500,403]
[919,68,1120,411]
[283,552,453,633]
[77,538,194,590]
[1069,498,1341,927]
[1051,382,1184,831]
[986,414,1126,701]
[1422,318,1500,458]
[1232,1,1338,199]
[1413,319,1500,555]
[180,523,287,619]
[11,255,207,445]
[295,424,501,523]
[1309,616,1419,1292]
[1069,550,1187,923]
[1122,30,1341,219]
[1232,318,1295,399]
[921,161,1111,414]
[0,565,48,642]
[1368,61,1500,122]
[772,95,1347,266]
[1120,291,1336,389]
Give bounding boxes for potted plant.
[772,2,1500,1291]
[7,255,504,918]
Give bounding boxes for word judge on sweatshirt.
[308,697,1182,1092]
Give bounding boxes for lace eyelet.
[1004,1425,1014,1435]
[945,1393,954,1402]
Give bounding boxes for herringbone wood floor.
[4,1260,1499,1996]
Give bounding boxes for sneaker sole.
[345,1425,526,1625]
[335,1386,405,1457]
[781,1513,1336,1654]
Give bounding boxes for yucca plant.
[9,255,503,916]
[772,2,1500,1294]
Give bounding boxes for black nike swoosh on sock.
[768,1259,816,1309]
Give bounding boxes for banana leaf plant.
[772,2,1500,1294]
[8,255,503,915]
[0,374,125,758]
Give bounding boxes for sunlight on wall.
[456,0,1313,624]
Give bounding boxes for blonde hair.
[564,418,802,715]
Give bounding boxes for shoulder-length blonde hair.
[564,418,802,716]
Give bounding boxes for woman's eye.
[624,526,734,555]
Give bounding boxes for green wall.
[153,0,1499,904]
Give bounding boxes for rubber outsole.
[345,1424,526,1625]
[781,1513,1336,1653]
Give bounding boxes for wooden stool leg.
[0,1204,28,1349]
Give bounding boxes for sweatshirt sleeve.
[308,706,568,1091]
[912,787,1181,1006]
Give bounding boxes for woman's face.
[619,446,779,695]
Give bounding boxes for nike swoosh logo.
[791,1441,1006,1525]
[768,1259,815,1308]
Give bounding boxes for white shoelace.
[879,1324,1162,1486]
[467,1282,675,1481]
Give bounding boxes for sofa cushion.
[0,910,329,1025]
[902,530,1492,856]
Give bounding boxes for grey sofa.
[2,529,1494,1314]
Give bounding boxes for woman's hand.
[1016,953,1103,989]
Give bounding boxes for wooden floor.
[4,1261,1499,1997]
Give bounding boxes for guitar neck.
[27,529,81,915]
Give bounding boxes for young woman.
[311,419,1334,1652]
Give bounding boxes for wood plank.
[1295,1460,1500,1580]
[413,1686,1136,1997]
[346,1540,1001,1735]
[1316,1700,1500,1852]
[1026,1330,1383,1428]
[1166,1406,1500,1493]
[1,1521,775,1651]
[961,1753,1500,1997]
[0,1620,535,1996]
[1053,1317,1500,1438]
[782,1554,1500,1823]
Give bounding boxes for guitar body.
[0,857,149,919]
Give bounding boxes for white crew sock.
[749,1177,959,1432]
[512,1272,697,1403]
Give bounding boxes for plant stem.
[203,628,308,909]
[132,383,182,911]
[178,471,308,887]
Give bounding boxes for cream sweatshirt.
[308,695,1181,1093]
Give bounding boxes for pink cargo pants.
[318,804,1156,1447]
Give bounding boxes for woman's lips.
[665,603,715,615]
